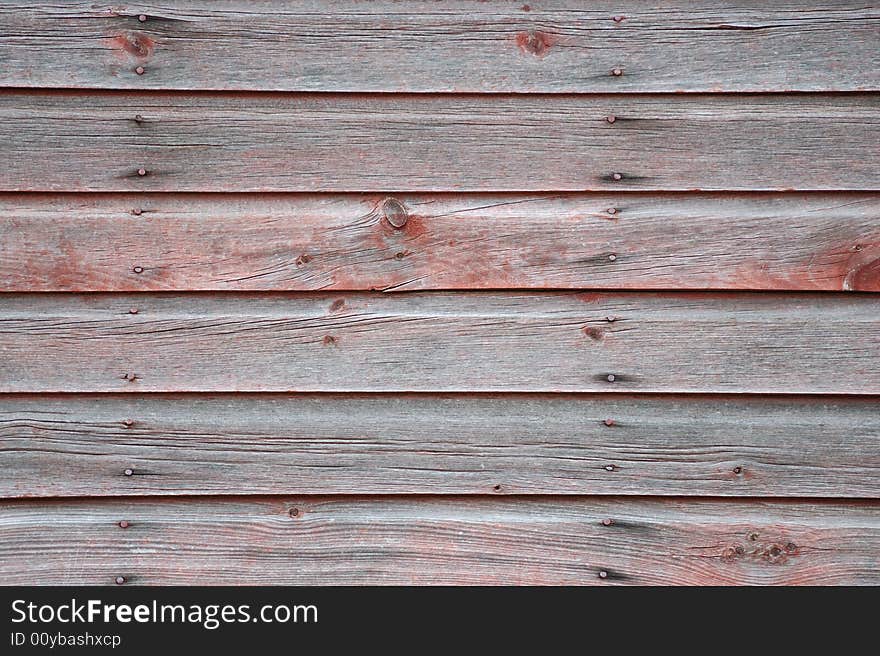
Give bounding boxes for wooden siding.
[1,394,878,498]
[2,497,878,585]
[2,92,878,192]
[0,2,878,586]
[1,292,878,394]
[2,193,878,292]
[1,2,877,93]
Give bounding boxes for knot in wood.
[382,197,409,229]
[516,31,554,57]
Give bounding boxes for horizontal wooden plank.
[1,2,877,92]
[1,93,877,192]
[3,193,878,292]
[0,292,877,394]
[1,496,877,584]
[1,394,877,498]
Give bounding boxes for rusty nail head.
[131,208,142,215]
[137,168,147,176]
[119,520,130,529]
[608,253,617,261]
[612,172,623,181]
[129,307,139,314]
[733,466,743,474]
[607,207,617,215]
[602,518,614,526]
[133,266,144,274]
[134,114,144,123]
[606,114,616,124]
[289,508,299,517]
[611,68,623,76]
[603,418,615,427]
[613,16,625,23]
[607,374,616,382]
[115,576,126,585]
[124,468,134,476]
[138,14,147,22]
[123,419,134,428]
[493,484,503,492]
[135,66,145,75]
[598,571,608,579]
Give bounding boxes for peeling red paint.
[846,256,880,291]
[576,293,604,304]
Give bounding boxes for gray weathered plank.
[0,292,877,394]
[1,1,877,92]
[1,393,877,498]
[1,92,877,192]
[1,496,878,585]
[2,192,878,292]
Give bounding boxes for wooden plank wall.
[0,1,878,586]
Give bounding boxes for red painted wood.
[2,193,878,292]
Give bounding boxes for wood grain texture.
[3,192,879,292]
[1,496,878,585]
[1,393,877,498]
[1,1,877,92]
[1,92,877,192]
[0,292,877,394]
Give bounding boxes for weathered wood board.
[1,394,877,498]
[2,496,878,585]
[2,193,878,292]
[1,92,877,192]
[1,2,877,92]
[0,292,877,394]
